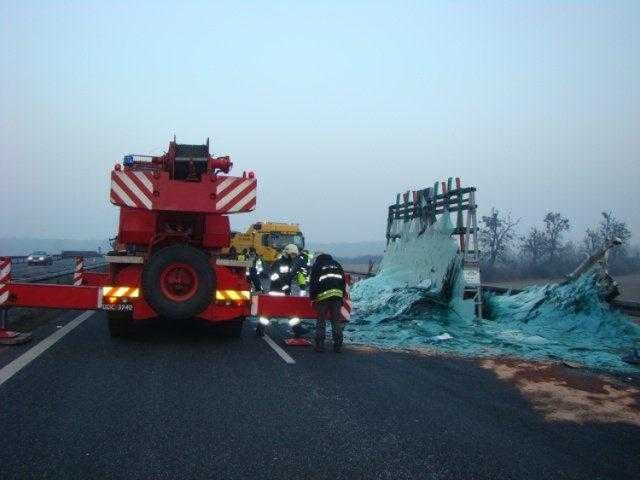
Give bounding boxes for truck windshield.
[267,233,305,250]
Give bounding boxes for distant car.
[27,251,53,266]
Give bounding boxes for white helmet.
[283,244,299,256]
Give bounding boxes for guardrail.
[344,270,374,283]
[19,262,108,284]
[10,254,65,264]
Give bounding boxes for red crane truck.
[0,139,339,342]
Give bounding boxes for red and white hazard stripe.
[341,283,352,322]
[73,257,84,287]
[110,170,154,210]
[0,257,11,306]
[215,176,257,213]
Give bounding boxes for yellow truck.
[224,222,305,263]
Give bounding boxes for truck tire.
[108,311,132,338]
[142,245,215,321]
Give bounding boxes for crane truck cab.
[225,222,305,264]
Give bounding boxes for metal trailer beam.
[4,284,102,310]
[252,294,318,319]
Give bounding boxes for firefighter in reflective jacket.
[269,244,300,295]
[246,247,263,293]
[293,249,313,296]
[268,244,309,338]
[309,253,346,353]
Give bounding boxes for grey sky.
[1,1,638,244]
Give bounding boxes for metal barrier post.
[0,256,11,309]
[74,257,84,286]
[0,257,31,344]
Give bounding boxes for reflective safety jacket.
[269,256,297,294]
[254,257,264,275]
[300,251,313,269]
[309,254,345,302]
[292,253,311,288]
[246,254,264,277]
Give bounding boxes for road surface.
[0,311,638,479]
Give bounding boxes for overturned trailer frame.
[386,177,483,317]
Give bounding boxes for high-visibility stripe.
[316,289,343,301]
[217,180,250,209]
[118,172,153,209]
[114,286,130,297]
[113,173,144,208]
[101,286,140,298]
[110,171,154,210]
[74,257,84,286]
[215,290,251,301]
[319,273,343,282]
[111,181,136,208]
[341,283,352,321]
[215,177,257,213]
[0,259,9,305]
[0,263,11,281]
[216,177,240,196]
[227,190,257,212]
[223,182,256,212]
[133,171,153,193]
[225,290,241,301]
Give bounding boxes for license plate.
[102,303,133,312]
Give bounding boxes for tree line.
[479,210,639,281]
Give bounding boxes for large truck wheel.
[108,311,132,338]
[142,245,215,321]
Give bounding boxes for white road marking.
[263,334,296,364]
[0,311,95,387]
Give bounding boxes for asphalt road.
[0,312,638,479]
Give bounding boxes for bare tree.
[583,211,632,260]
[480,208,519,268]
[542,212,570,262]
[520,227,547,272]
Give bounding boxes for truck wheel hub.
[160,263,198,301]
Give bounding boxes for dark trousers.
[249,267,262,292]
[314,298,344,347]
